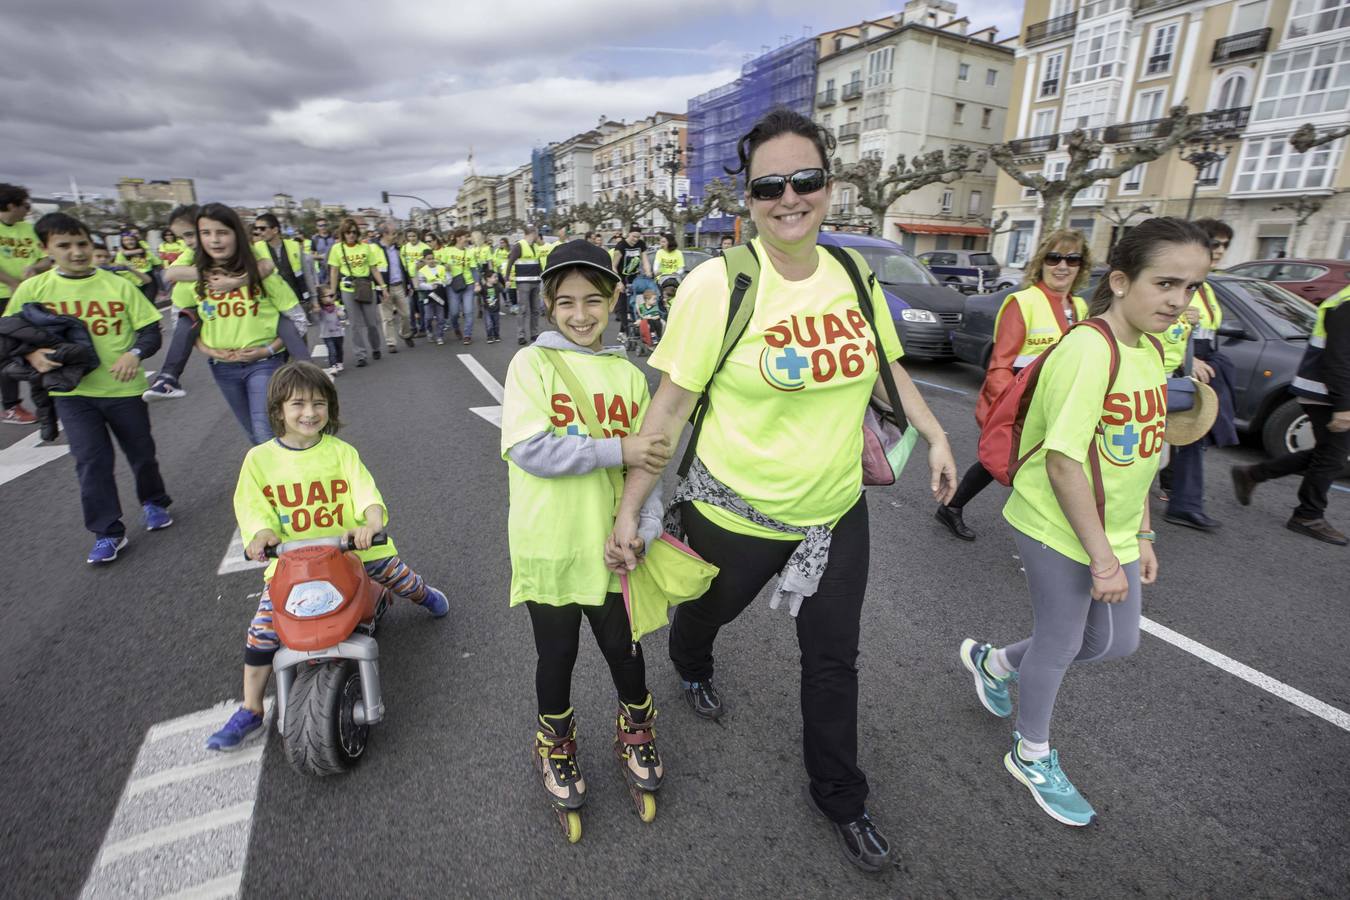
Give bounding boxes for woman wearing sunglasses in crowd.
[934,231,1091,541]
[604,109,956,873]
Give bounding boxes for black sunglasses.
[749,167,827,201]
[1044,252,1083,267]
[1210,239,1229,249]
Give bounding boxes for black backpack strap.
[677,243,759,477]
[821,243,909,431]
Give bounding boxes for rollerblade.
[614,695,662,823]
[533,710,585,843]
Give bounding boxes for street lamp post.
[1178,141,1230,220]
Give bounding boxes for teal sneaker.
[959,638,1012,718]
[1003,734,1097,827]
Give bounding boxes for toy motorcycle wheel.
[283,660,369,776]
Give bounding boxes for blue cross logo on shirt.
[279,513,291,526]
[201,298,216,318]
[1111,424,1140,458]
[775,348,810,381]
[566,424,583,436]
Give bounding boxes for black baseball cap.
[541,239,618,284]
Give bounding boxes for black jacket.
[0,311,100,393]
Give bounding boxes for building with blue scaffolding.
[531,146,556,218]
[687,37,818,244]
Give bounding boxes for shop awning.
[896,223,990,236]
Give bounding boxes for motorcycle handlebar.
[247,532,389,561]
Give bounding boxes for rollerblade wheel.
[556,808,582,843]
[630,784,656,823]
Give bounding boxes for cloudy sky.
[3,0,1021,216]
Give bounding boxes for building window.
[1134,88,1166,121]
[867,47,895,87]
[967,190,983,215]
[1032,108,1058,136]
[1070,19,1126,85]
[981,108,994,129]
[1213,70,1251,110]
[1062,83,1118,129]
[1120,162,1146,192]
[1145,22,1179,76]
[1041,52,1064,97]
[1234,135,1343,193]
[954,102,965,124]
[1253,40,1350,121]
[986,68,998,86]
[940,190,955,212]
[1288,0,1350,39]
[958,63,970,81]
[1009,221,1036,266]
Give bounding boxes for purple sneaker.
[206,707,264,752]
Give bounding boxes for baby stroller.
[625,275,660,356]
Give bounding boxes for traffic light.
[381,191,389,204]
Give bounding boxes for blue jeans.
[209,354,285,444]
[450,285,476,338]
[1166,441,1206,516]
[422,294,447,340]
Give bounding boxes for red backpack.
[978,318,1162,489]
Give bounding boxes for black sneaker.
[1164,510,1221,531]
[680,679,723,720]
[1231,465,1257,506]
[373,349,382,360]
[517,336,527,346]
[805,788,892,873]
[934,505,976,541]
[356,358,368,368]
[1287,516,1348,546]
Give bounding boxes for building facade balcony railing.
[863,115,889,131]
[1100,106,1251,144]
[829,204,857,218]
[1145,53,1172,75]
[841,81,863,101]
[837,122,862,141]
[817,89,837,108]
[1211,28,1272,64]
[1133,0,1190,13]
[1025,12,1076,46]
[1007,133,1060,156]
[1040,78,1059,97]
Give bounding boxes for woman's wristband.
[1089,557,1121,579]
[1136,531,1156,542]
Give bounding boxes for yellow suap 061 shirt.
[186,272,300,351]
[326,241,385,278]
[234,434,397,580]
[1002,325,1167,565]
[650,240,904,540]
[500,346,650,608]
[169,243,272,310]
[0,220,44,299]
[4,269,161,398]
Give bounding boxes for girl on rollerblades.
[500,240,670,842]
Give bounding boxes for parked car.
[917,249,1002,294]
[1222,258,1350,303]
[951,274,1319,456]
[642,247,713,277]
[993,266,1024,291]
[818,231,966,360]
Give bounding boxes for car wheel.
[1261,399,1312,457]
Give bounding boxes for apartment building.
[591,113,689,229]
[814,0,1016,254]
[992,0,1349,266]
[116,177,197,206]
[552,121,625,215]
[455,174,501,229]
[493,163,533,226]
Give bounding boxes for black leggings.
[948,460,996,510]
[526,593,647,716]
[671,496,871,823]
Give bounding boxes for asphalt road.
[1,314,1347,899]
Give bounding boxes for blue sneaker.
[87,536,128,565]
[1003,733,1097,826]
[143,503,173,531]
[206,707,264,752]
[421,586,449,618]
[960,638,1013,718]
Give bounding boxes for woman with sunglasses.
[935,231,1091,541]
[604,109,956,873]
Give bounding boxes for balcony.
[1039,77,1059,97]
[863,114,889,131]
[1007,134,1060,156]
[830,204,857,218]
[1199,105,1251,135]
[837,122,862,141]
[1144,53,1172,75]
[817,89,837,108]
[841,80,863,101]
[1212,28,1272,64]
[1100,106,1251,144]
[1133,0,1190,13]
[1025,12,1076,46]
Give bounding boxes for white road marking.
[460,354,504,426]
[911,377,970,395]
[1332,484,1350,494]
[217,528,266,576]
[1140,616,1350,733]
[96,802,254,866]
[81,701,273,900]
[458,353,504,401]
[0,430,69,487]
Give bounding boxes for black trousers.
[53,395,171,538]
[671,496,870,823]
[1251,404,1350,520]
[948,459,996,510]
[1,372,18,408]
[526,593,647,717]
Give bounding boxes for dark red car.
[1224,258,1350,303]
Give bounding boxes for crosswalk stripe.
[97,803,253,867]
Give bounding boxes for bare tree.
[703,177,755,242]
[1290,123,1350,153]
[566,203,605,235]
[833,147,987,233]
[1271,196,1324,257]
[605,191,660,232]
[648,179,743,249]
[990,106,1202,233]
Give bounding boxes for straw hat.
[1165,377,1218,446]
